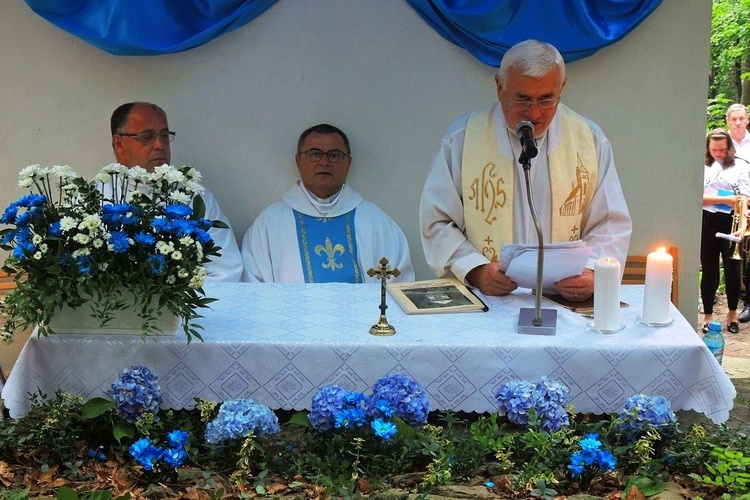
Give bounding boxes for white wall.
[0,0,710,365]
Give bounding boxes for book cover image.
[388,278,487,314]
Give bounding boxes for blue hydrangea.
[616,394,676,437]
[364,373,431,428]
[111,365,162,425]
[204,399,280,444]
[495,377,570,433]
[567,432,616,477]
[309,385,360,432]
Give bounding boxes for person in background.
[241,123,414,283]
[110,102,243,281]
[419,39,631,302]
[725,104,750,322]
[701,128,750,334]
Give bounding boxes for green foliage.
[530,478,558,500]
[0,487,30,500]
[690,446,750,495]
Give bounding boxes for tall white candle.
[642,247,673,324]
[594,258,621,331]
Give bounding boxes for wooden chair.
[622,247,679,306]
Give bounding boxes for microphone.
[515,121,538,159]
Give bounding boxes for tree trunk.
[742,51,750,105]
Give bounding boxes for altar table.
[1,282,736,423]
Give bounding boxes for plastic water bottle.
[703,321,725,365]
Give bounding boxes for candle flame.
[655,247,667,254]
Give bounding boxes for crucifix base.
[370,315,396,336]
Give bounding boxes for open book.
[387,278,488,314]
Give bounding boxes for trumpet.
[731,194,747,260]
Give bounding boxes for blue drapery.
[404,0,663,65]
[24,1,662,61]
[23,0,279,56]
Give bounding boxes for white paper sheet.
[500,241,593,291]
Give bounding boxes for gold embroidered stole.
[461,104,598,262]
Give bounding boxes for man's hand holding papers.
[499,241,593,293]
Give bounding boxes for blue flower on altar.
[567,433,616,477]
[76,255,93,274]
[48,221,62,237]
[164,204,193,219]
[204,399,279,444]
[111,365,162,425]
[133,231,155,246]
[371,418,398,442]
[148,254,166,275]
[364,373,431,428]
[108,230,130,253]
[495,377,570,433]
[615,394,676,437]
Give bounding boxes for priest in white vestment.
[420,40,631,302]
[241,124,414,284]
[110,102,243,282]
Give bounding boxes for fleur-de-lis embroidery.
[314,237,345,271]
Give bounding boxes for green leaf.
[625,476,665,497]
[287,411,313,428]
[192,194,207,219]
[80,397,115,419]
[56,486,79,500]
[113,420,136,443]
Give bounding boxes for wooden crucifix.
[367,257,400,336]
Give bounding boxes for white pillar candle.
[642,247,673,324]
[594,258,621,331]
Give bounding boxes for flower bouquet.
[0,163,224,343]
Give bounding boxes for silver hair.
[497,39,565,85]
[726,103,749,120]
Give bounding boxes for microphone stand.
[517,150,557,335]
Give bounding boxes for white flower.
[72,248,91,258]
[79,214,103,233]
[95,172,111,183]
[33,252,43,260]
[18,177,34,189]
[101,163,128,175]
[60,216,78,233]
[18,164,46,181]
[184,166,202,182]
[32,234,43,244]
[39,243,48,253]
[92,238,104,248]
[51,165,78,180]
[156,241,174,255]
[166,275,176,284]
[73,233,91,245]
[127,166,151,183]
[184,180,204,196]
[169,191,192,204]
[171,250,183,261]
[178,268,189,278]
[155,165,185,184]
[189,266,207,288]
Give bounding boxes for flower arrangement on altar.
[0,163,224,343]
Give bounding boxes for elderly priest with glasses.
[240,123,414,283]
[420,39,631,303]
[110,101,244,281]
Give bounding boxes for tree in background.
[707,0,750,130]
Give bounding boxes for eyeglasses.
[117,131,176,145]
[504,97,560,111]
[298,148,350,163]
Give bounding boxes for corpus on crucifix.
[367,257,400,336]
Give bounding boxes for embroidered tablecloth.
[1,282,736,423]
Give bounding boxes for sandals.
[728,322,740,334]
[702,323,710,334]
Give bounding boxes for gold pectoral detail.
[315,237,345,271]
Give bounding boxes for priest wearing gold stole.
[241,124,414,283]
[419,39,631,302]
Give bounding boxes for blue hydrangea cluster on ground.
[567,433,617,477]
[495,376,570,432]
[204,398,280,444]
[615,394,676,437]
[129,429,190,471]
[111,365,162,425]
[308,373,430,442]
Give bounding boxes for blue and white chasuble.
[293,210,362,283]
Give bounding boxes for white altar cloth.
[1,282,736,423]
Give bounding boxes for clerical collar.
[299,182,344,217]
